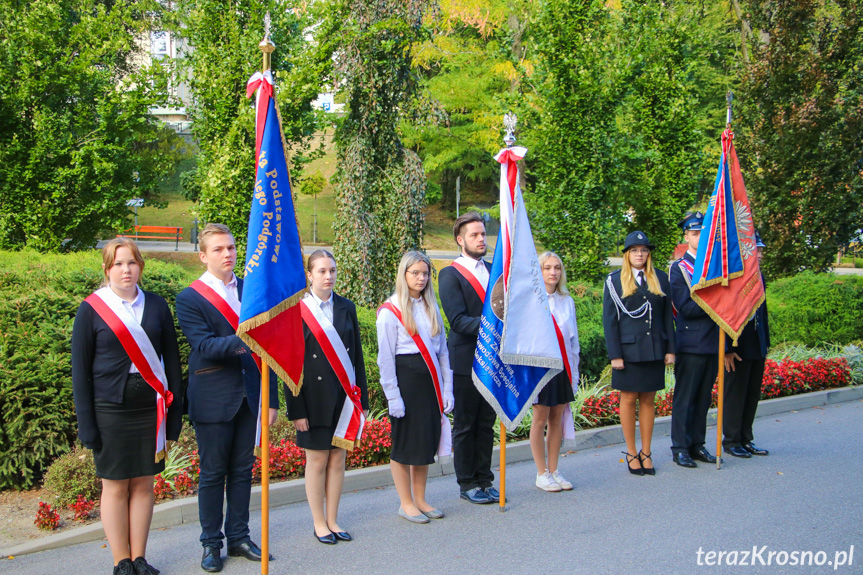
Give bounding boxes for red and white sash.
[671,258,695,319]
[450,261,486,301]
[300,294,365,450]
[551,316,577,443]
[189,279,267,454]
[378,298,452,458]
[84,287,173,462]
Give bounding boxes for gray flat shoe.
[398,506,430,524]
[420,508,444,519]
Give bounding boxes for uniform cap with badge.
[622,230,656,252]
[678,211,704,232]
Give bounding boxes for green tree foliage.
[405,0,536,211]
[324,0,436,306]
[737,0,863,277]
[0,0,182,251]
[177,0,320,257]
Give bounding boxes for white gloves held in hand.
[388,396,406,418]
[443,392,455,414]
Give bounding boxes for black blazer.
[71,291,183,450]
[603,268,675,363]
[286,294,369,425]
[439,261,492,376]
[669,252,720,354]
[175,278,278,424]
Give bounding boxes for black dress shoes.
[673,452,697,468]
[314,530,337,545]
[114,559,136,575]
[725,445,752,458]
[481,486,501,502]
[227,540,272,562]
[132,556,160,575]
[201,546,222,573]
[743,442,769,456]
[332,531,353,541]
[460,487,494,504]
[690,447,717,464]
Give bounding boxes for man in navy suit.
[722,231,770,458]
[438,212,498,505]
[669,212,719,468]
[176,224,278,573]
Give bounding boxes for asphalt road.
[3,400,861,575]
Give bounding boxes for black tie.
[638,271,644,286]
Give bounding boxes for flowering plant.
[70,495,95,521]
[346,418,392,469]
[34,502,60,530]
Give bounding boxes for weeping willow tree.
[322,0,439,306]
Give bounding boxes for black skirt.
[611,360,666,393]
[296,426,339,451]
[389,354,441,466]
[92,373,165,480]
[535,369,575,407]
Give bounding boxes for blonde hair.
[393,251,442,337]
[538,251,569,295]
[621,249,664,298]
[101,238,145,287]
[199,223,234,253]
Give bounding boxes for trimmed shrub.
[42,446,101,506]
[767,272,863,346]
[568,280,606,382]
[0,249,194,489]
[355,305,385,415]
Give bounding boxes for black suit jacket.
[669,252,720,354]
[286,294,369,425]
[175,278,278,424]
[71,291,183,449]
[603,268,675,363]
[438,261,491,376]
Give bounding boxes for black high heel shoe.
[622,451,643,476]
[638,450,655,476]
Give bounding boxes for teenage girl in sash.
[376,251,454,524]
[287,250,368,545]
[531,252,580,492]
[71,238,183,575]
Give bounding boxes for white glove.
[388,396,406,418]
[443,392,455,414]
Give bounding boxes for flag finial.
[726,91,733,127]
[503,112,517,148]
[259,12,276,72]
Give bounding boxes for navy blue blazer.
[669,252,720,355]
[286,294,369,425]
[439,261,491,376]
[602,268,675,363]
[176,278,278,424]
[71,291,183,449]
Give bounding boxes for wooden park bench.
[117,226,184,251]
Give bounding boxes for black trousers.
[723,357,766,447]
[193,399,256,549]
[452,374,496,491]
[671,353,717,454]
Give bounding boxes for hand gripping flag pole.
[239,14,307,573]
[690,93,765,470]
[472,113,565,510]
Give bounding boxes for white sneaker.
[552,470,573,490]
[535,471,562,492]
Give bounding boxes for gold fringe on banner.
[331,436,356,451]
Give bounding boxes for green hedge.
[767,272,863,346]
[0,250,193,490]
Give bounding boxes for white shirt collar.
[310,289,333,307]
[201,270,237,289]
[686,249,697,259]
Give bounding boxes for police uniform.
[669,212,719,468]
[723,232,770,457]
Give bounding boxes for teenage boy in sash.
[175,224,278,573]
[438,212,498,505]
[669,212,719,468]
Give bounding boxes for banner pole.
[499,422,506,512]
[716,332,725,471]
[260,360,270,574]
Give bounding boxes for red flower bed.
[252,439,307,481]
[582,356,851,429]
[346,418,393,469]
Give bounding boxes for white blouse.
[549,291,580,381]
[376,297,453,401]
